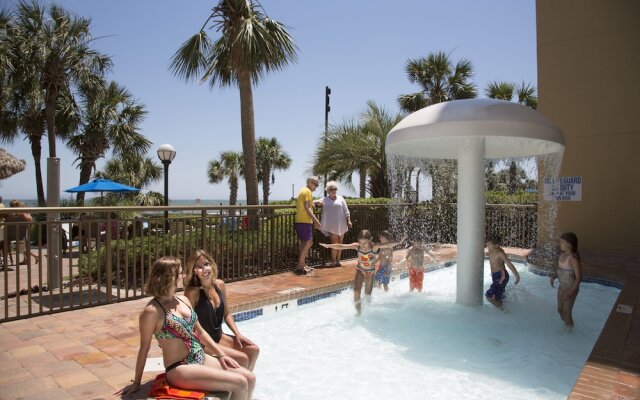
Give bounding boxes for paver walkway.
[0,246,460,400]
[2,245,637,399]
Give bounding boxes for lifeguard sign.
[543,176,582,201]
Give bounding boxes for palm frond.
[169,30,213,82]
[397,92,428,113]
[399,51,476,111]
[484,80,514,101]
[176,0,297,88]
[516,81,537,109]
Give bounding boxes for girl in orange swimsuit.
[321,230,402,315]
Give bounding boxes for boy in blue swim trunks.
[485,235,520,309]
[374,231,394,291]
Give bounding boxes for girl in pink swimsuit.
[550,232,582,331]
[320,230,401,315]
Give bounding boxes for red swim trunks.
[409,268,424,291]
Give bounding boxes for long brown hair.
[184,249,219,288]
[145,256,181,297]
[560,232,580,260]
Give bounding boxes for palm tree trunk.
[28,134,46,207]
[229,176,238,216]
[263,166,271,206]
[359,165,367,198]
[76,160,94,206]
[237,70,259,223]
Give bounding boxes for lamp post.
[157,144,176,226]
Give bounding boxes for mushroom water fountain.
[386,98,564,306]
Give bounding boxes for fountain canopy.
[386,98,564,159]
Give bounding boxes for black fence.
[0,203,535,321]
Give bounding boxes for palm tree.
[397,51,476,201]
[66,81,149,205]
[361,102,404,198]
[0,7,73,206]
[313,101,403,198]
[170,0,297,212]
[485,80,538,109]
[95,155,163,206]
[397,51,476,113]
[484,81,514,101]
[12,1,111,160]
[256,137,291,205]
[313,119,372,198]
[208,151,243,207]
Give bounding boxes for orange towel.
[148,373,205,400]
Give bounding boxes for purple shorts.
[295,223,313,241]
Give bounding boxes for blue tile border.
[232,259,623,322]
[297,289,347,306]
[234,308,264,322]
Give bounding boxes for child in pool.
[320,230,400,315]
[485,235,520,309]
[374,230,394,292]
[404,238,437,293]
[550,232,582,331]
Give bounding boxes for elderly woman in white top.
[315,181,352,267]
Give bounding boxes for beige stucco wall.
[536,0,640,255]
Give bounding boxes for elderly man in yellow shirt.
[294,176,321,275]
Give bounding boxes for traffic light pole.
[324,86,331,196]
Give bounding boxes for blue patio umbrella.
[65,178,139,195]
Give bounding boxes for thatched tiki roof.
[0,148,27,180]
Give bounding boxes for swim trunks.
[409,267,424,291]
[375,264,392,285]
[485,269,510,301]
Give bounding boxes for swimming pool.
[236,262,619,400]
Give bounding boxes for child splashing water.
[550,232,582,331]
[320,230,400,315]
[404,238,437,293]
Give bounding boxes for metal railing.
[0,202,536,322]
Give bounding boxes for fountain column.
[456,137,486,306]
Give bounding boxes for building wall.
[536,0,640,255]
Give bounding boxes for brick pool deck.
[0,245,638,399]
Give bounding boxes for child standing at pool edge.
[550,232,581,331]
[320,230,400,315]
[485,235,520,308]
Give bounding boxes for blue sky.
[1,0,537,201]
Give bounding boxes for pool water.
[236,262,619,400]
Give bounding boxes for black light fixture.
[157,144,176,224]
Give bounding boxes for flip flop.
[293,268,307,276]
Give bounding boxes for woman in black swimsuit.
[184,250,260,370]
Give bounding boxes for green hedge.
[485,190,537,205]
